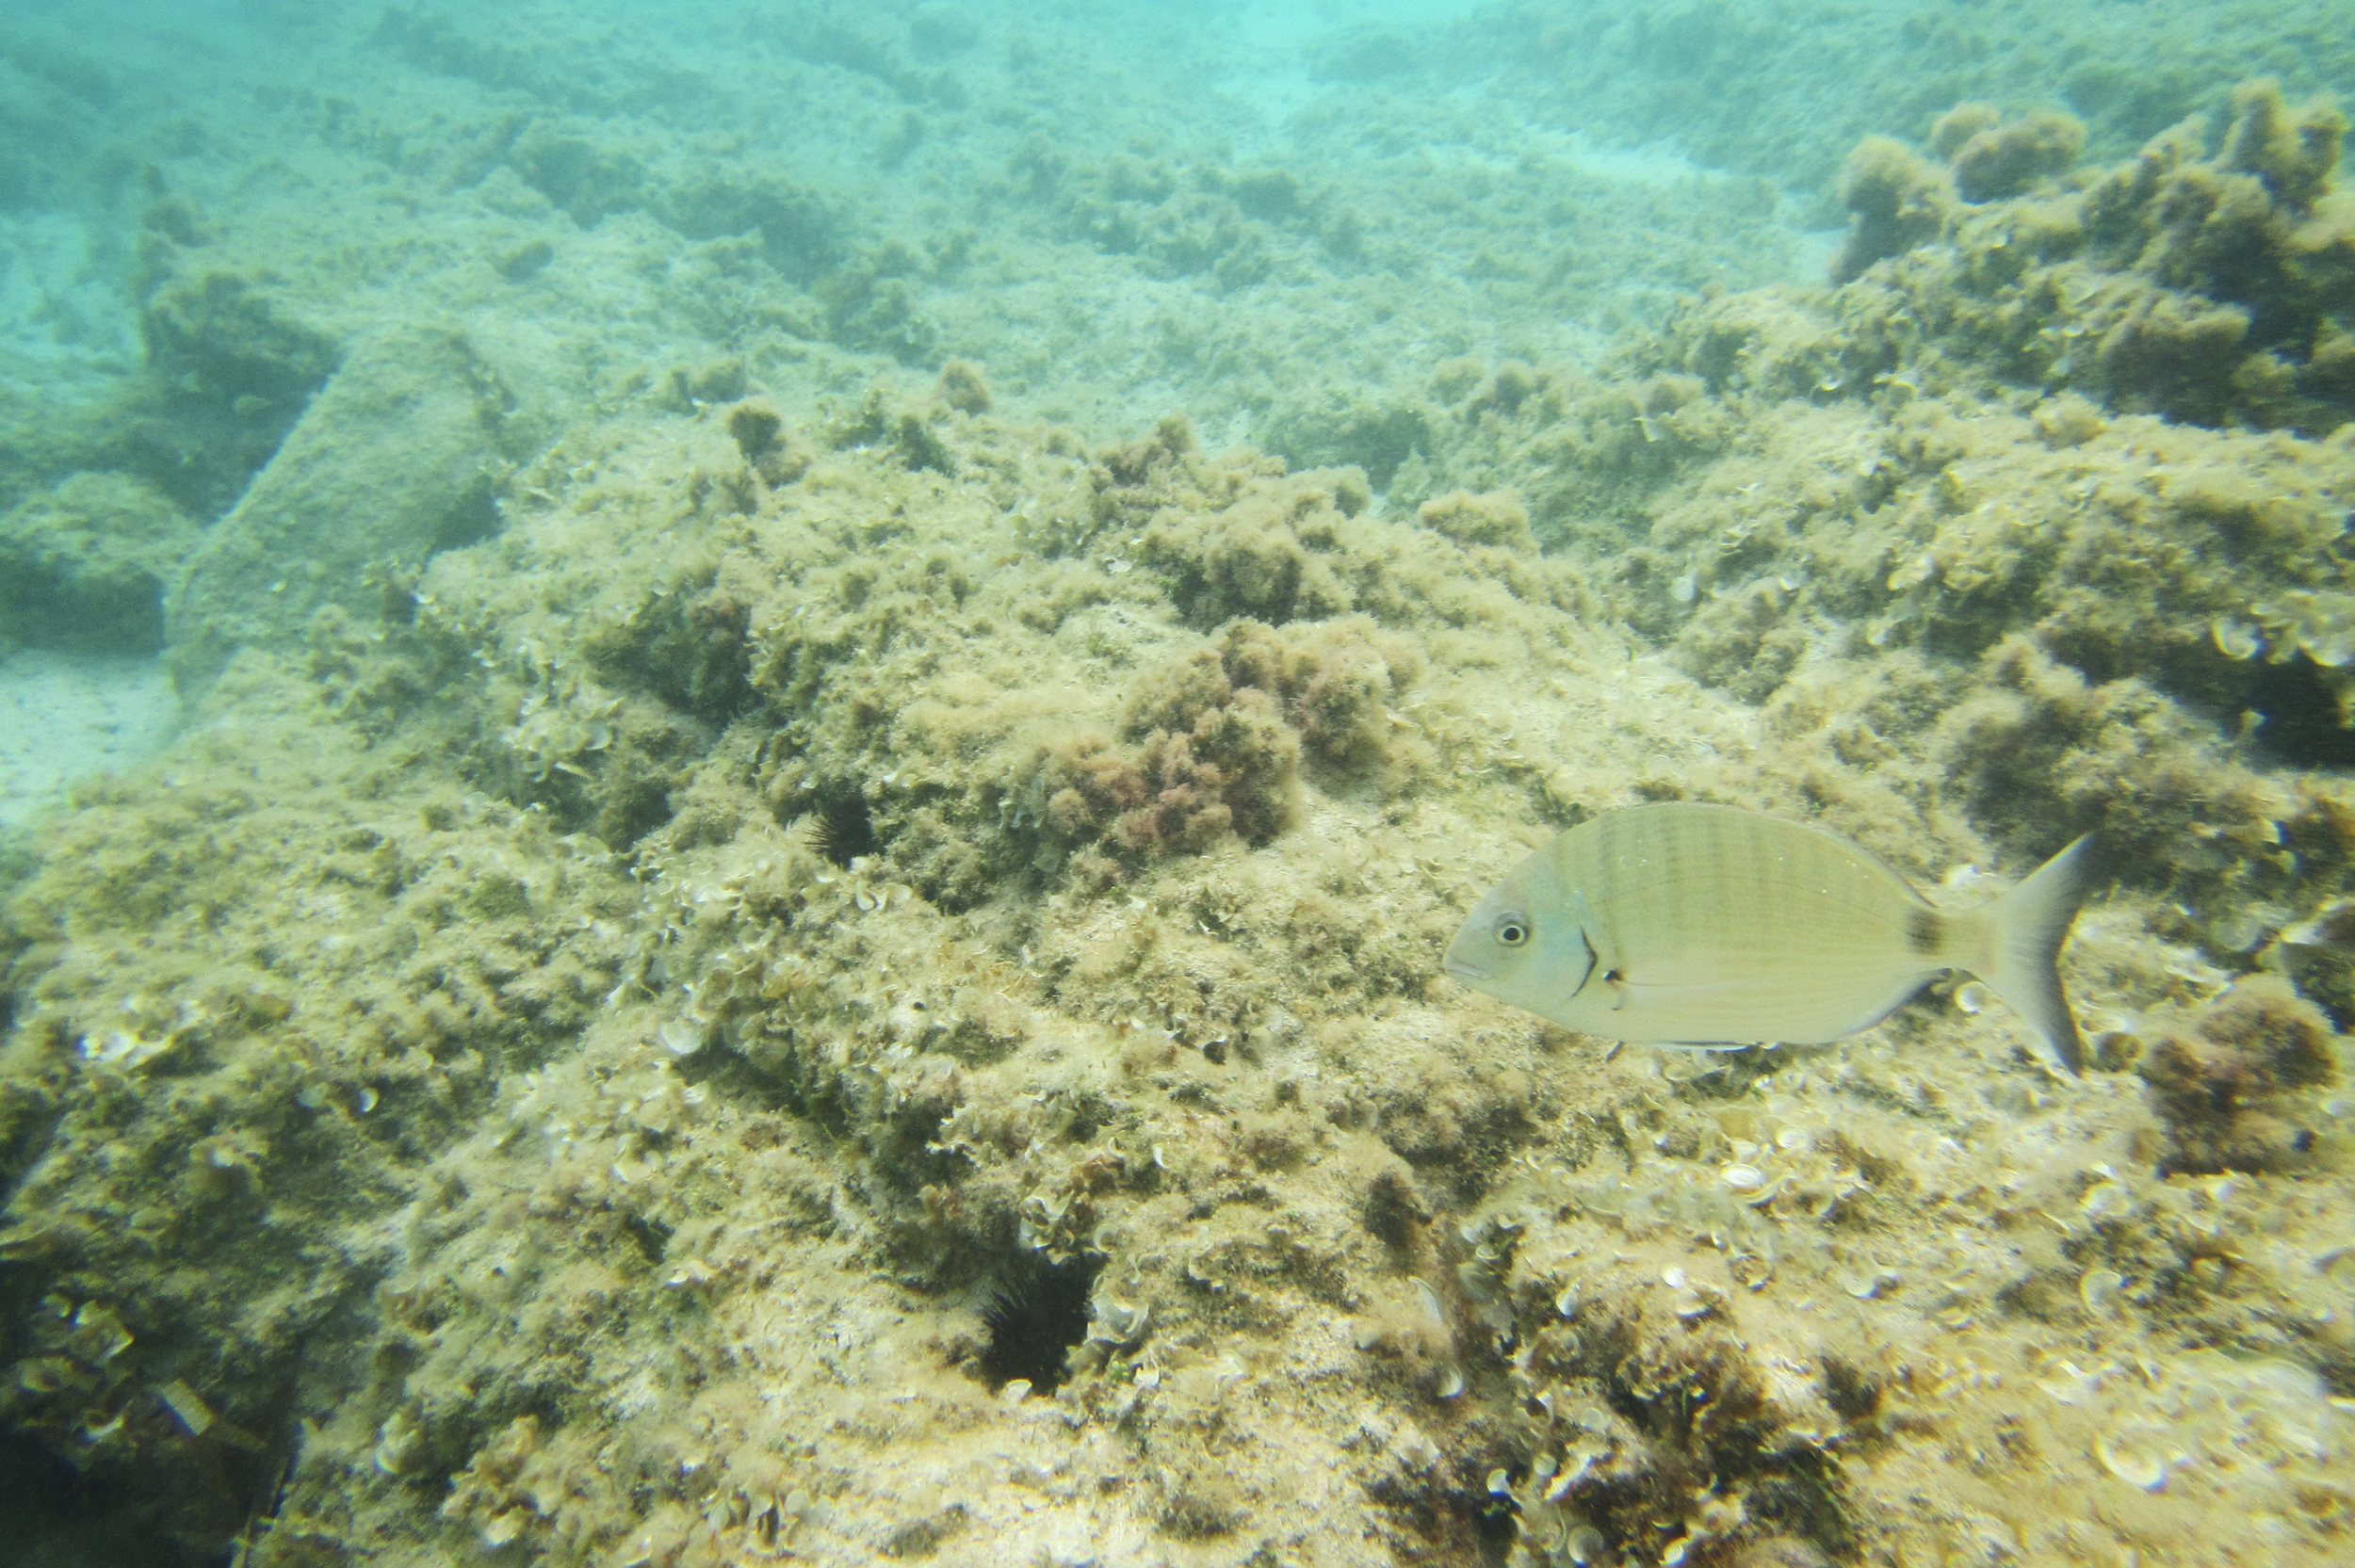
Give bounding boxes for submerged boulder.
[165,324,522,691]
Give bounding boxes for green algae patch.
[6,368,2354,1566]
[0,473,198,655]
[1820,80,2355,436]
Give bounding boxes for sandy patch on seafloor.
[0,649,178,828]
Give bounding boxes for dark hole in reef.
[0,1417,280,1567]
[978,1254,1098,1394]
[612,590,757,725]
[621,1211,673,1266]
[1471,1478,1520,1545]
[1820,1353,1883,1422]
[1746,1454,1852,1560]
[807,790,878,868]
[2243,655,2355,770]
[1361,1168,1420,1263]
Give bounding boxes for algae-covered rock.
[125,247,345,517]
[1948,108,2087,202]
[165,324,525,690]
[2136,975,2337,1174]
[0,472,199,654]
[8,364,2355,1568]
[11,5,2355,1560]
[0,651,641,1559]
[1829,135,1953,283]
[1819,79,2355,434]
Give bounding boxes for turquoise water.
[3,4,2353,1564]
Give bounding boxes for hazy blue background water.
[9,0,2350,435]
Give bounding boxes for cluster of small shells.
[1479,1091,1868,1267]
[2137,1168,2355,1344]
[1497,1384,1632,1567]
[665,925,826,1036]
[501,679,620,784]
[1002,1120,1143,1264]
[6,1295,143,1463]
[804,857,918,917]
[1087,1287,1152,1351]
[2026,1345,2349,1498]
[1038,1281,1159,1396]
[1454,1209,1524,1301]
[701,1479,821,1559]
[608,835,897,1023]
[2214,589,2355,670]
[490,616,622,785]
[497,1052,708,1178]
[1015,1188,1091,1260]
[72,993,212,1073]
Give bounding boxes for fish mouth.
[1441,958,1487,981]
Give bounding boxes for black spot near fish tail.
[1905,906,1941,957]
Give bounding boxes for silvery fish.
[1442,801,2095,1073]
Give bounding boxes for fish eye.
[1493,913,1530,947]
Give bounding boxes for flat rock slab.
[166,323,515,689]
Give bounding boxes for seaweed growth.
[2136,976,2339,1175]
[1824,80,2355,433]
[1031,610,1434,868]
[1498,1293,1854,1568]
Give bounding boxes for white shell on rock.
[2094,1425,2169,1491]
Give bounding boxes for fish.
[1442,801,2096,1073]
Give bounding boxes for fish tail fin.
[1969,833,2097,1075]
